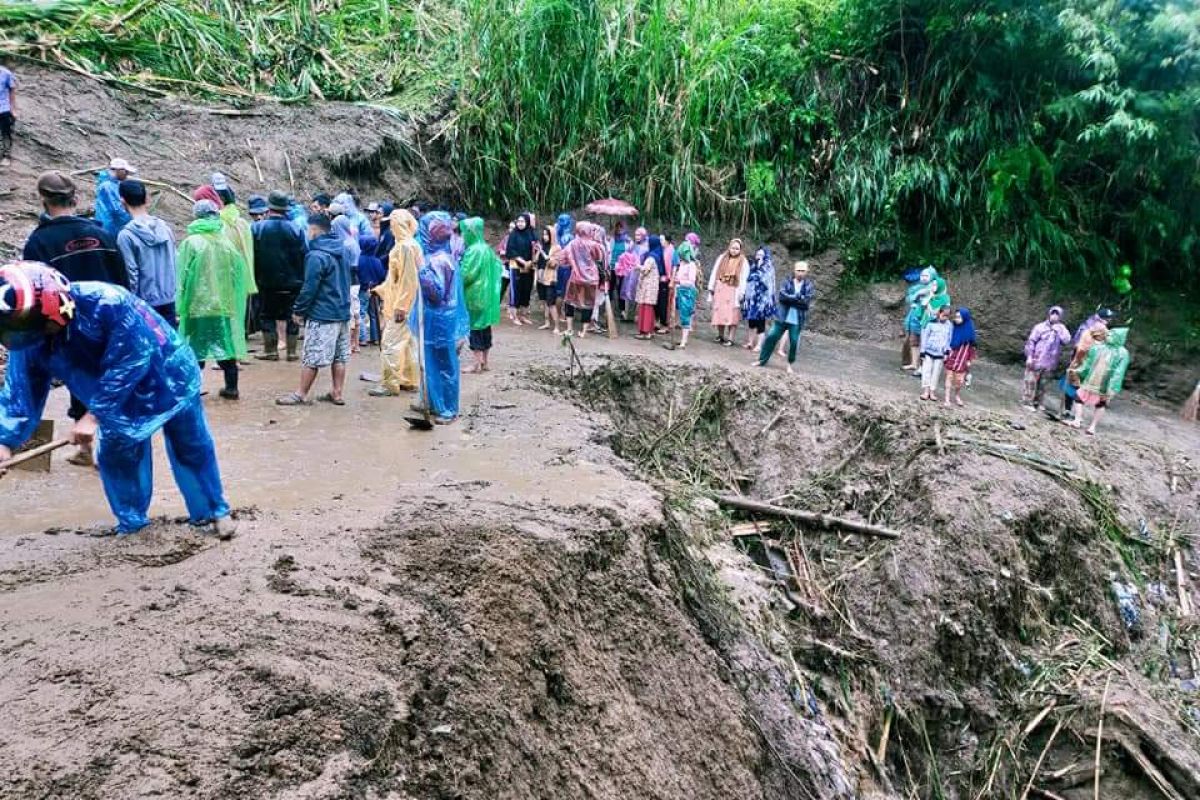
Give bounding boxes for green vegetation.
[3,0,1199,287]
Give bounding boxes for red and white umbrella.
[584,198,639,217]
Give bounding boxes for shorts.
[537,282,556,302]
[302,320,350,368]
[469,326,493,352]
[747,318,767,333]
[349,284,361,321]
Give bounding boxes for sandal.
[317,392,346,406]
[275,392,312,406]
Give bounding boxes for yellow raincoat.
[373,210,422,393]
[220,204,258,295]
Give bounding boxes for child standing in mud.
[919,305,953,401]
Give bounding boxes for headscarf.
[333,215,361,267]
[645,235,666,276]
[1047,305,1064,322]
[715,238,748,285]
[506,213,537,261]
[677,242,696,262]
[564,221,605,285]
[418,211,454,257]
[634,227,648,243]
[685,232,701,248]
[555,213,575,247]
[950,307,976,349]
[192,185,224,209]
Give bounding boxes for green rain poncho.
[1077,327,1131,397]
[176,216,249,361]
[220,204,258,295]
[459,217,503,330]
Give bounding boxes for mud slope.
[0,65,455,254]
[562,359,1200,800]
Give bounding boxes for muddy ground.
[1,317,1199,799]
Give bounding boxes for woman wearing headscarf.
[415,211,469,423]
[504,213,537,326]
[369,210,422,397]
[1022,305,1071,408]
[534,226,561,332]
[176,199,248,399]
[673,242,701,349]
[943,308,976,406]
[1070,327,1130,436]
[1061,314,1112,424]
[902,266,937,370]
[460,217,504,374]
[333,214,363,354]
[619,227,649,321]
[634,235,664,339]
[706,238,748,346]
[653,234,675,332]
[555,213,575,250]
[557,221,605,338]
[740,245,777,352]
[684,231,702,262]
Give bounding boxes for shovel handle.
[0,438,72,472]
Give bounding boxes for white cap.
[109,157,137,173]
[211,172,230,192]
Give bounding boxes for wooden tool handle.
[0,438,72,471]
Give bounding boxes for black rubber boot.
[286,334,300,362]
[218,360,239,399]
[255,331,280,361]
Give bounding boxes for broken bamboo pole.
[715,494,903,540]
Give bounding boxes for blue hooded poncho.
[412,211,469,420]
[555,213,575,248]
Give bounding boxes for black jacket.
[22,215,128,287]
[251,216,306,292]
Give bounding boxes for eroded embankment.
[551,359,1200,800]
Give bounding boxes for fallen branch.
[715,494,903,540]
[247,138,264,183]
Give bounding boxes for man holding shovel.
[0,261,235,538]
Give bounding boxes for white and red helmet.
[0,261,75,329]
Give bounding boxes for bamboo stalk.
[715,494,903,540]
[1094,673,1112,800]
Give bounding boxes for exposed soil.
[1,66,1200,799]
[0,317,1198,799]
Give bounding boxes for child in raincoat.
[0,261,235,537]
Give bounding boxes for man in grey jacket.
[116,180,178,327]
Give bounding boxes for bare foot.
[786,364,795,374]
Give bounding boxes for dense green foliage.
[3,0,1198,286]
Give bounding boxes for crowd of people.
[900,267,1131,435]
[0,150,1140,537]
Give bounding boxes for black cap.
[118,179,147,206]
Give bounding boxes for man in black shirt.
[252,190,307,361]
[21,170,129,467]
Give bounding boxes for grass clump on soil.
[0,0,458,108]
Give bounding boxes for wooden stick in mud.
[1094,673,1112,800]
[284,150,296,191]
[247,138,264,184]
[714,494,903,540]
[1174,550,1192,617]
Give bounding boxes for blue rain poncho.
[413,212,469,420]
[94,170,132,239]
[0,282,229,532]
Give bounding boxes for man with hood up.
[276,213,352,406]
[116,179,177,326]
[332,191,372,239]
[94,157,135,239]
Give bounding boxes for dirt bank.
[0,65,454,255]
[1,319,1198,798]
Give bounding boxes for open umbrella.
[585,197,639,217]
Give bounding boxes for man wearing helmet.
[0,261,235,538]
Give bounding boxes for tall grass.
[447,0,812,225]
[0,0,459,107]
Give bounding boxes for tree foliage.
[3,0,1198,285]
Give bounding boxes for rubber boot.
[286,334,299,362]
[255,331,280,361]
[218,360,240,400]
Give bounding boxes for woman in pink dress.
[706,238,748,346]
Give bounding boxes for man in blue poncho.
[0,261,235,538]
[94,157,135,239]
[415,211,469,424]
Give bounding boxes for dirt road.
[0,321,1196,799]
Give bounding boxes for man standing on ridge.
[0,59,16,168]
